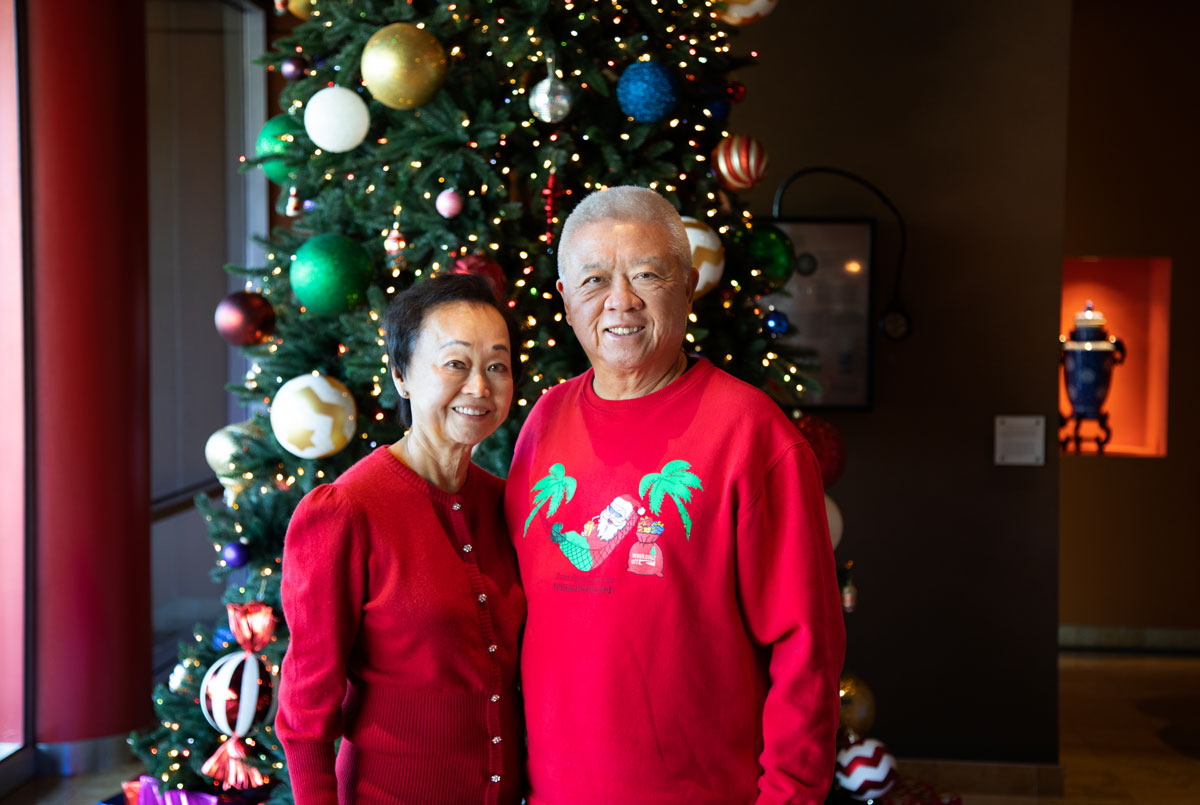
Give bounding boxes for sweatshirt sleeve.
[275,484,367,805]
[736,442,846,804]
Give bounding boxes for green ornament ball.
[291,234,372,315]
[255,115,303,185]
[738,224,796,283]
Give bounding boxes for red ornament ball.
[795,414,846,488]
[449,254,507,303]
[214,291,276,346]
[726,81,747,103]
[711,134,768,192]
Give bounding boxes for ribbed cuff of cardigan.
[281,739,338,805]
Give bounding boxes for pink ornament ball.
[436,188,464,218]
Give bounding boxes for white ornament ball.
[835,738,898,800]
[825,493,843,549]
[529,77,572,123]
[303,86,370,153]
[270,373,357,459]
[719,0,779,26]
[681,216,725,299]
[169,662,189,693]
[436,188,464,218]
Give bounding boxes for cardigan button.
[478,594,487,603]
[452,502,462,511]
[488,644,497,653]
[492,736,502,744]
[491,775,501,783]
[490,694,500,702]
[463,544,473,552]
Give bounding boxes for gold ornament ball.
[360,23,447,110]
[839,673,876,740]
[205,420,263,480]
[287,0,314,20]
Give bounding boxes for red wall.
[26,0,152,741]
[1,0,27,750]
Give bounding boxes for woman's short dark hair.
[384,273,522,426]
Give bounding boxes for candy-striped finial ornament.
[711,134,768,192]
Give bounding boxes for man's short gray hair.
[557,186,691,278]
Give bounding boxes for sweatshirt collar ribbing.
[580,356,712,416]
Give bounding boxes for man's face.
[557,219,697,382]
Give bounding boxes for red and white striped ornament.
[711,134,768,192]
[285,186,301,217]
[384,226,406,254]
[198,602,277,790]
[836,738,898,800]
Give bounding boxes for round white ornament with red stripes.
[836,738,898,800]
[711,134,768,192]
[199,650,275,738]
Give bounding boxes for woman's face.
[395,301,513,450]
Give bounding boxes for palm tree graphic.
[638,459,704,540]
[524,463,577,538]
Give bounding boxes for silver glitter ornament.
[529,77,572,123]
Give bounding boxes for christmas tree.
[131,0,807,799]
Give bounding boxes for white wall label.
[994,416,1046,466]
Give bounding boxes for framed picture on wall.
[763,218,874,409]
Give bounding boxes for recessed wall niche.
[1060,257,1170,457]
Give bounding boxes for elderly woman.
[276,273,525,805]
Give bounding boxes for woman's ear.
[392,366,408,398]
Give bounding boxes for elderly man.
[505,186,845,804]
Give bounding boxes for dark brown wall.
[1060,1,1200,629]
[737,3,1069,761]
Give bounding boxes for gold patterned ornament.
[269,373,358,459]
[838,673,876,741]
[360,23,447,110]
[681,217,725,299]
[205,421,264,502]
[287,0,314,20]
[718,0,779,26]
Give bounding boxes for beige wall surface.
[1060,1,1200,631]
[736,2,1070,762]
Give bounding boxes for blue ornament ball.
[705,99,732,121]
[616,60,678,123]
[765,311,790,335]
[222,542,249,568]
[213,626,236,649]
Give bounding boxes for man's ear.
[556,278,572,326]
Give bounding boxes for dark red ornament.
[214,291,276,346]
[280,55,308,82]
[726,81,747,103]
[449,254,507,303]
[794,414,846,488]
